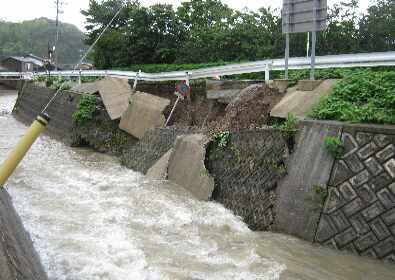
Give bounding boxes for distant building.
[0,54,54,72]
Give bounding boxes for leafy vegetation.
[72,95,97,124]
[83,0,394,68]
[213,131,230,148]
[310,70,395,124]
[324,136,344,159]
[279,113,298,139]
[0,18,86,65]
[314,185,329,207]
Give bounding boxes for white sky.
[0,0,374,31]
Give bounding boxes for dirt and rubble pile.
[207,83,284,133]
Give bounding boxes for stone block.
[376,144,395,162]
[357,184,377,204]
[146,149,173,179]
[371,172,392,192]
[384,159,395,178]
[119,92,170,139]
[377,188,395,209]
[364,157,383,176]
[374,237,395,258]
[331,210,350,231]
[361,201,385,221]
[382,208,395,225]
[374,134,393,148]
[334,227,357,247]
[343,198,364,217]
[296,80,323,91]
[167,134,215,201]
[339,182,357,201]
[349,170,370,187]
[357,142,378,159]
[354,232,378,252]
[349,214,370,235]
[370,218,391,240]
[344,153,364,173]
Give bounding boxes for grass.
[310,69,395,124]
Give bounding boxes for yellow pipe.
[0,114,50,187]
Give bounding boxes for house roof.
[4,54,45,67]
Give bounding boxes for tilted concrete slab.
[167,134,215,201]
[72,77,134,120]
[270,79,338,119]
[274,120,342,241]
[146,149,173,179]
[96,77,134,120]
[119,92,170,139]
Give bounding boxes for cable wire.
[40,6,123,114]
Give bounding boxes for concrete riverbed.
[1,90,395,279]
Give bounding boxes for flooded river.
[1,92,395,280]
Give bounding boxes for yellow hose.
[0,114,50,187]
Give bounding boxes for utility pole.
[54,0,65,71]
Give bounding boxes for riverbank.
[10,80,395,263]
[2,89,395,279]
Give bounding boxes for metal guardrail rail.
[1,51,394,82]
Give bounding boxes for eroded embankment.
[12,81,395,263]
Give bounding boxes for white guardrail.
[1,51,394,82]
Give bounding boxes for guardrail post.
[265,63,271,81]
[78,70,82,85]
[132,70,141,92]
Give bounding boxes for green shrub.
[72,95,97,124]
[279,113,298,139]
[314,185,328,207]
[324,136,344,159]
[310,70,395,124]
[213,131,230,148]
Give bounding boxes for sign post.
[282,0,327,80]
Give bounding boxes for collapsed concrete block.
[167,134,215,200]
[270,79,338,119]
[96,77,135,120]
[146,149,173,179]
[119,92,170,139]
[73,77,134,120]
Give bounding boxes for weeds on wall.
[313,185,329,208]
[310,70,395,124]
[213,131,230,148]
[72,94,97,124]
[324,136,344,159]
[278,113,298,152]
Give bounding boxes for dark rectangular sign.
[282,0,327,33]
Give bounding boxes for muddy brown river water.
[1,92,395,280]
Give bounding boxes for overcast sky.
[0,0,373,31]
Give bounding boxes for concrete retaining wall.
[13,82,82,145]
[0,189,48,280]
[12,82,395,263]
[206,129,288,230]
[315,122,395,261]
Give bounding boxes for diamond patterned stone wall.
[315,125,395,262]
